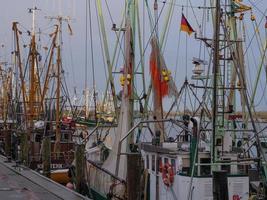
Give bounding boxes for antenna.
[28,0,40,36]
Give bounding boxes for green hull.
[90,188,107,200]
[75,118,97,127]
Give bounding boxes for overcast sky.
[0,0,266,110]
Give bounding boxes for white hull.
[149,173,248,200]
[141,142,250,200]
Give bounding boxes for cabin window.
[261,142,267,148]
[51,135,56,141]
[146,155,150,170]
[171,159,176,172]
[221,158,231,173]
[182,167,190,175]
[164,157,169,164]
[200,158,211,176]
[238,164,247,174]
[157,156,162,174]
[152,155,155,172]
[62,133,69,141]
[35,134,41,142]
[181,157,190,175]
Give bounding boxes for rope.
[188,0,202,33]
[254,83,267,107]
[88,0,97,121]
[248,20,267,107]
[161,0,175,52]
[94,1,108,82]
[104,0,126,64]
[184,5,188,78]
[68,32,76,89]
[38,35,53,78]
[158,1,215,10]
[248,0,267,16]
[244,7,267,55]
[174,24,181,82]
[134,1,167,73]
[187,86,195,113]
[85,0,88,91]
[243,21,254,95]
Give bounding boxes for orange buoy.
[161,162,174,187]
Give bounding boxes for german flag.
[180,13,195,35]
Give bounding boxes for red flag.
[150,37,169,98]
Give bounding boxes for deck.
[0,156,90,200]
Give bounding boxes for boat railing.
[29,150,74,168]
[81,123,118,144]
[86,158,126,198]
[86,159,125,183]
[113,118,193,175]
[119,118,192,144]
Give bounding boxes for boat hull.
[50,169,70,185]
[148,173,249,200]
[90,188,107,200]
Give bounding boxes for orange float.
[161,162,174,187]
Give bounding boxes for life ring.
[162,162,174,187]
[233,195,240,200]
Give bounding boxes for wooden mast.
[211,0,221,166]
[152,0,165,143]
[29,35,37,129]
[54,17,62,155]
[12,22,28,128]
[12,22,30,164]
[125,0,141,199]
[44,15,71,155]
[28,5,41,162]
[40,26,59,112]
[28,6,41,130]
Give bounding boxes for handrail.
[86,159,126,184]
[115,118,193,176]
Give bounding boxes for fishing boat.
[9,6,76,185]
[140,0,267,200]
[0,0,266,199]
[81,0,267,200]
